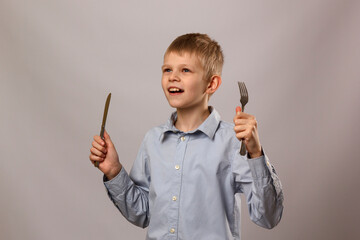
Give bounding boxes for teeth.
[169,88,181,92]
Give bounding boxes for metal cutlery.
[95,93,111,167]
[237,82,248,156]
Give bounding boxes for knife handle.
[240,142,246,156]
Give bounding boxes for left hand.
[233,106,262,158]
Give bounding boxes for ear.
[206,75,222,94]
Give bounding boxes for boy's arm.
[235,153,284,229]
[103,166,150,228]
[233,107,283,228]
[89,131,150,228]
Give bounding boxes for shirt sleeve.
[232,148,284,229]
[103,139,150,228]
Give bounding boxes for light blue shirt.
[104,107,283,240]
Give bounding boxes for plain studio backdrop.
[1,0,359,239]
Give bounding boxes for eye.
[163,68,172,73]
[182,68,190,73]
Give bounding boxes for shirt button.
[180,136,186,141]
[175,165,180,170]
[170,228,175,234]
[172,196,177,201]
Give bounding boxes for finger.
[92,141,107,154]
[235,130,252,141]
[89,157,96,166]
[233,112,251,123]
[90,147,106,158]
[234,118,250,126]
[89,153,105,162]
[93,135,106,146]
[89,156,97,165]
[236,106,241,113]
[234,125,247,133]
[234,118,257,128]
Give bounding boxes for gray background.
[1,0,359,239]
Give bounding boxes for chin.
[166,99,182,109]
[168,103,182,109]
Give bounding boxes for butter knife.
[95,93,111,167]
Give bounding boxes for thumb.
[103,130,114,146]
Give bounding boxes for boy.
[89,33,283,240]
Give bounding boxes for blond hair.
[165,33,224,82]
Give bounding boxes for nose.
[169,70,180,82]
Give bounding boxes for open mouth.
[168,87,184,94]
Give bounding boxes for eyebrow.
[162,63,192,69]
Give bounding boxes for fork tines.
[237,81,249,112]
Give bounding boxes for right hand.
[89,130,122,180]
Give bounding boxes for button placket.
[168,133,188,238]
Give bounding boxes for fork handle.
[239,104,246,156]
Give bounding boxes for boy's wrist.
[248,147,263,159]
[105,164,122,181]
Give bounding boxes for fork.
[237,81,249,156]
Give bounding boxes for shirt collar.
[160,106,221,141]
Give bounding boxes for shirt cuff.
[247,154,270,179]
[103,167,132,196]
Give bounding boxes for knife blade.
[96,93,111,167]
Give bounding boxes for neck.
[175,105,210,132]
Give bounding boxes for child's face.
[161,52,210,110]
